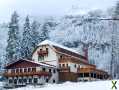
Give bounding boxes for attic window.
[60,55,63,59]
[46,48,48,51]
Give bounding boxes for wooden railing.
[77,67,94,73]
[37,50,48,56]
[59,67,70,72]
[4,71,51,77]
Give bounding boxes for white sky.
[0,0,117,23]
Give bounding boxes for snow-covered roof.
[38,40,80,55]
[23,59,57,68]
[5,59,57,69]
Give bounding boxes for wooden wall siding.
[5,60,40,69]
[59,72,78,82]
[4,71,51,77]
[53,45,87,60]
[78,67,108,75]
[59,56,96,68]
[59,67,70,72]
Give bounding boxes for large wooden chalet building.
[3,40,110,87]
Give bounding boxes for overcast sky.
[0,0,117,23]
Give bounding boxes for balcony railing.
[37,50,48,56]
[4,71,51,77]
[59,67,70,72]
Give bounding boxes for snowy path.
[7,80,119,90]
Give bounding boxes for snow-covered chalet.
[3,40,110,87]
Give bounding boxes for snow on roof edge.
[38,40,81,55]
[5,59,57,68]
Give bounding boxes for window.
[9,79,13,83]
[32,68,36,72]
[34,78,38,84]
[16,69,19,73]
[29,79,32,84]
[42,68,46,71]
[53,69,56,73]
[18,79,22,83]
[62,64,65,67]
[28,68,31,72]
[74,64,77,68]
[46,48,48,56]
[66,64,68,67]
[79,73,83,77]
[46,79,49,83]
[84,73,89,77]
[91,73,94,77]
[20,69,22,73]
[60,55,63,59]
[59,64,61,67]
[94,73,96,78]
[100,75,103,79]
[49,69,51,73]
[38,56,44,61]
[46,48,48,52]
[97,75,100,79]
[23,79,27,83]
[14,79,17,84]
[53,80,55,83]
[11,69,15,73]
[24,68,27,72]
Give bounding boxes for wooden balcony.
[59,67,70,72]
[4,71,51,77]
[37,50,48,56]
[77,67,95,73]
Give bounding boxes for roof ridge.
[39,40,82,55]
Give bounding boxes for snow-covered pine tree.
[31,20,40,51]
[21,16,32,59]
[110,1,119,78]
[40,21,50,41]
[6,11,21,63]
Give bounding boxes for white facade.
[32,45,59,67]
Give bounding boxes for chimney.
[83,45,88,62]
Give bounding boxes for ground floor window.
[23,79,27,83]
[79,73,83,77]
[46,79,49,83]
[53,80,55,83]
[34,78,38,84]
[94,73,96,78]
[29,78,32,84]
[9,79,13,83]
[18,79,22,83]
[84,73,89,77]
[14,79,17,84]
[91,73,94,78]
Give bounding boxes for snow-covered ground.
[3,80,118,90]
